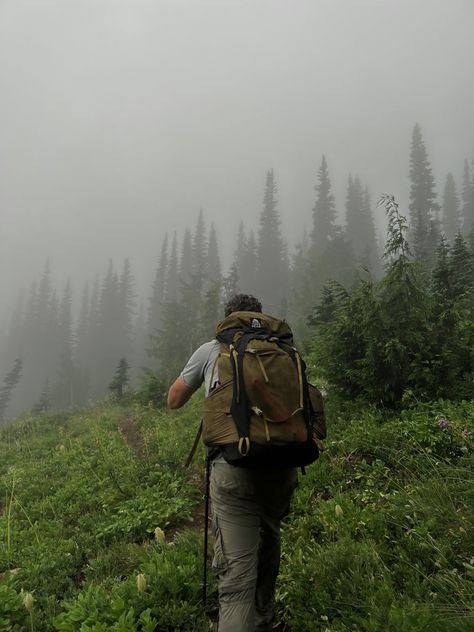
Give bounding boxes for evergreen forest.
[1,123,473,420]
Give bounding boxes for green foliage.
[278,399,474,631]
[132,370,167,408]
[0,392,473,630]
[309,196,474,407]
[0,575,28,631]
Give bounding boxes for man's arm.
[167,375,196,409]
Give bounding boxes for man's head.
[224,294,262,317]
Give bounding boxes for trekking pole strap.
[184,419,203,468]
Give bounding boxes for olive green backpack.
[202,311,326,468]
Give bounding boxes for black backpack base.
[219,438,319,469]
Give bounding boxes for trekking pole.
[202,454,211,606]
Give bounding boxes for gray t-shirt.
[181,339,221,395]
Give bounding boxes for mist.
[1,0,474,414]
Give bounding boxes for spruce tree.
[32,379,52,416]
[0,359,23,423]
[54,281,76,408]
[179,228,193,287]
[345,176,378,273]
[118,258,136,359]
[310,155,337,258]
[148,234,168,339]
[408,123,439,261]
[234,225,258,295]
[206,223,222,288]
[165,232,179,303]
[442,173,460,243]
[256,170,289,312]
[109,357,130,400]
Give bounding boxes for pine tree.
[31,379,52,416]
[179,228,193,288]
[310,155,337,258]
[450,232,474,298]
[165,232,179,303]
[408,124,439,261]
[206,223,222,289]
[109,358,130,400]
[0,359,23,423]
[118,258,136,359]
[345,177,378,273]
[461,159,474,236]
[256,170,289,312]
[148,234,168,339]
[53,281,76,408]
[442,173,460,243]
[75,282,91,404]
[234,225,258,296]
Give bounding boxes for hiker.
[167,294,324,632]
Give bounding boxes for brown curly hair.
[224,294,262,317]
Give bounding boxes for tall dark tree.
[32,379,52,416]
[408,123,439,260]
[310,155,337,258]
[148,234,168,338]
[118,258,136,359]
[165,232,179,303]
[345,176,378,273]
[256,170,289,312]
[109,357,130,400]
[179,228,193,287]
[442,173,460,243]
[206,223,222,289]
[0,359,23,423]
[53,281,76,408]
[461,159,474,236]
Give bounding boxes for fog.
[1,0,473,326]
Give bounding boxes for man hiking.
[167,294,323,632]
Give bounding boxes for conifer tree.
[95,261,122,396]
[462,159,474,235]
[32,379,52,416]
[408,123,439,260]
[0,358,23,423]
[192,209,207,279]
[256,170,289,312]
[118,258,136,358]
[75,282,91,404]
[345,176,378,273]
[310,155,337,258]
[450,232,474,298]
[4,291,25,370]
[148,234,168,338]
[54,281,76,408]
[442,173,460,243]
[234,225,258,295]
[179,228,193,287]
[165,232,179,303]
[109,357,130,400]
[461,159,472,236]
[206,223,222,288]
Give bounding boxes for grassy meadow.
[0,395,473,631]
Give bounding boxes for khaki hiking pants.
[210,461,298,632]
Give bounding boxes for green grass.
[0,396,473,630]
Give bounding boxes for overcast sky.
[1,0,473,325]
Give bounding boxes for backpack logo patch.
[251,318,261,328]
